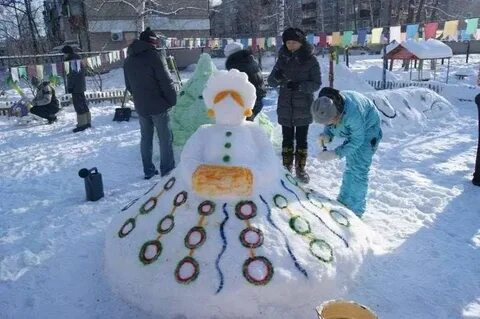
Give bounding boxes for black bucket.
[78,167,104,201]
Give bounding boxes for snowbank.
[360,65,400,82]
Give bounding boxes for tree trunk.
[429,0,440,21]
[369,0,374,28]
[136,0,146,36]
[22,0,39,53]
[335,0,340,30]
[352,0,357,31]
[406,0,415,23]
[415,0,426,23]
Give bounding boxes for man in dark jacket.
[29,76,60,124]
[224,42,266,121]
[62,45,91,132]
[268,27,322,183]
[123,27,177,179]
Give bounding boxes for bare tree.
[86,0,211,36]
[0,0,45,54]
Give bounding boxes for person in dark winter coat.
[29,76,59,124]
[224,42,266,121]
[311,87,382,216]
[267,27,322,183]
[123,27,177,179]
[62,45,90,132]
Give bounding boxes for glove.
[286,81,300,91]
[318,134,332,146]
[317,150,338,161]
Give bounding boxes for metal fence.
[366,80,444,94]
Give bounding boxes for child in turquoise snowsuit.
[311,87,382,216]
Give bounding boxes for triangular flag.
[406,24,419,40]
[18,66,27,80]
[35,65,44,79]
[51,63,58,76]
[357,28,368,46]
[443,20,459,40]
[307,33,315,44]
[390,26,402,43]
[371,28,383,44]
[332,32,341,45]
[424,22,438,40]
[466,18,479,35]
[10,67,19,82]
[342,31,353,47]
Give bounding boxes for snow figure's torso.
[196,124,259,166]
[104,69,373,319]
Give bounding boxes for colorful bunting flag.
[35,65,44,79]
[406,24,419,40]
[390,26,402,43]
[466,18,479,35]
[10,67,19,82]
[424,22,438,39]
[357,29,368,46]
[319,32,327,47]
[342,31,353,47]
[443,20,459,40]
[371,28,383,44]
[332,32,341,45]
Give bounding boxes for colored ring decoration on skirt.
[184,226,206,249]
[175,256,200,284]
[273,194,288,209]
[307,192,324,208]
[164,177,176,190]
[309,239,334,263]
[139,197,157,215]
[239,227,264,249]
[285,173,298,186]
[242,256,274,286]
[198,200,216,216]
[235,200,257,220]
[139,240,162,265]
[173,191,188,206]
[157,215,175,234]
[118,218,136,238]
[289,216,311,235]
[330,209,350,227]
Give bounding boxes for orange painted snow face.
[209,90,253,118]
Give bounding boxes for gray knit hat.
[311,96,339,124]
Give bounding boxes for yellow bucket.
[316,300,378,319]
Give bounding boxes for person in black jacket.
[62,45,91,132]
[224,42,266,121]
[268,28,322,183]
[29,76,60,124]
[123,27,177,179]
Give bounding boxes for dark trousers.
[282,125,309,150]
[72,93,89,114]
[30,104,59,121]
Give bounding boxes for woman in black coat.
[268,27,322,183]
[224,42,266,121]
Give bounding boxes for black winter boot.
[295,149,310,183]
[282,147,294,172]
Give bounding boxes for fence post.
[473,93,480,186]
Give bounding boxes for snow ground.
[0,54,479,319]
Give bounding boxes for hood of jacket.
[127,39,156,57]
